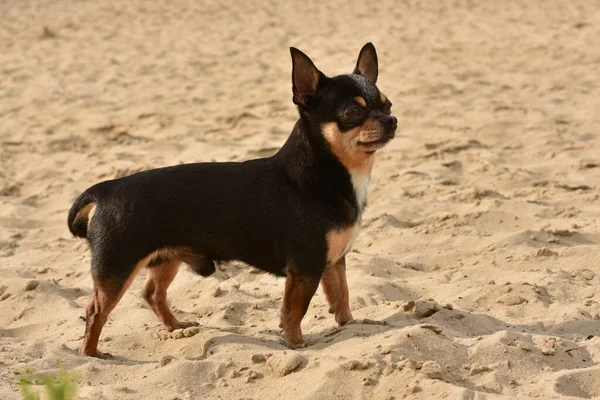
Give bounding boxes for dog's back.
[70,159,301,275]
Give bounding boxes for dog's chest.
[326,170,370,264]
[350,170,370,210]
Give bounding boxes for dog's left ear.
[353,42,378,84]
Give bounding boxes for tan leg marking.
[321,257,353,326]
[81,260,146,358]
[141,259,199,331]
[280,272,320,348]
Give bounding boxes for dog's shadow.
[181,306,600,356]
[68,306,600,370]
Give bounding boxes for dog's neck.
[274,117,369,221]
[275,118,341,184]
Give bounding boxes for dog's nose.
[381,115,398,129]
[380,115,397,139]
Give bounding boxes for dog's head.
[290,43,397,170]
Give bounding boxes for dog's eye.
[344,106,363,120]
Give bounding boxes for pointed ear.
[353,42,378,84]
[290,47,323,107]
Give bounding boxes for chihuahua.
[68,43,397,358]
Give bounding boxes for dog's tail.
[67,186,101,238]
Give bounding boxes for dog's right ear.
[290,47,324,107]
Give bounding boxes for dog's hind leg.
[141,259,199,331]
[177,250,216,277]
[81,260,145,358]
[280,271,320,348]
[320,256,354,326]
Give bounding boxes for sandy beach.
[1,0,599,398]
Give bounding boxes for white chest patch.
[350,170,370,210]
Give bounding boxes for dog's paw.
[335,312,354,326]
[167,321,200,332]
[81,349,113,359]
[95,351,114,359]
[282,339,315,349]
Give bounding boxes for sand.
[1,0,600,399]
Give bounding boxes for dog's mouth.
[357,137,391,153]
[357,138,389,146]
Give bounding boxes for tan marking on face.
[354,96,366,107]
[322,121,393,208]
[380,92,388,104]
[326,225,360,264]
[322,122,376,174]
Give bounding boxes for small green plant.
[17,367,77,400]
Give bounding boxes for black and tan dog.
[68,43,397,358]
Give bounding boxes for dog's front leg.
[320,256,354,326]
[280,271,320,348]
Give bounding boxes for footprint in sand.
[155,326,200,340]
